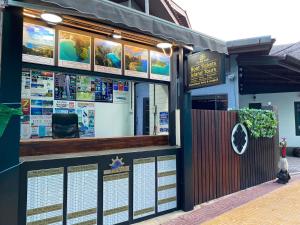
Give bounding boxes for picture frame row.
[23,22,171,82]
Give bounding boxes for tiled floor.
[135,174,300,225]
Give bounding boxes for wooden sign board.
[187,51,225,89]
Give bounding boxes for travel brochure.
[22,23,171,81]
[54,73,77,101]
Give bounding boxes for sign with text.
[187,51,224,89]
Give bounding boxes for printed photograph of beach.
[22,23,55,65]
[94,39,122,74]
[150,51,171,81]
[124,45,148,78]
[58,30,91,70]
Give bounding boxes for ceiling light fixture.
[23,12,37,18]
[41,13,63,23]
[157,42,173,57]
[112,31,122,39]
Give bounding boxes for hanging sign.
[187,51,225,89]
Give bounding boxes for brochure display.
[54,100,76,114]
[54,73,77,101]
[58,30,91,70]
[31,70,54,100]
[94,39,122,75]
[113,80,129,104]
[124,45,148,79]
[76,102,95,137]
[22,22,55,65]
[76,76,95,101]
[95,78,113,103]
[150,51,171,81]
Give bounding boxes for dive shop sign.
[187,51,225,89]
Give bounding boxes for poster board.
[94,38,122,75]
[150,51,171,81]
[124,45,148,79]
[22,22,55,65]
[58,30,91,70]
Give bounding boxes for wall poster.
[21,99,31,139]
[113,80,129,104]
[30,70,54,100]
[159,111,169,135]
[76,75,95,101]
[26,168,64,225]
[30,99,53,138]
[58,30,91,70]
[21,70,31,99]
[95,77,113,103]
[94,38,122,75]
[54,100,76,114]
[124,45,148,79]
[22,22,55,65]
[150,51,171,81]
[76,102,95,137]
[54,73,77,101]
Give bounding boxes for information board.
[26,168,64,225]
[157,155,177,212]
[103,173,129,225]
[67,164,98,225]
[133,158,156,219]
[188,51,224,89]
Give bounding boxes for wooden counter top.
[20,135,169,156]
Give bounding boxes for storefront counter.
[20,135,169,156]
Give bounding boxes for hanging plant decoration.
[238,108,278,138]
[0,103,23,138]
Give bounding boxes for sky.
[174,0,300,45]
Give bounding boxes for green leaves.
[238,108,278,138]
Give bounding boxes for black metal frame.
[18,147,182,225]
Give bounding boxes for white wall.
[95,82,134,138]
[240,92,300,147]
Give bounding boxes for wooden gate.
[192,110,277,205]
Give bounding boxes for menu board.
[94,77,113,103]
[103,173,129,225]
[150,51,171,81]
[76,76,95,101]
[133,158,156,219]
[22,22,55,65]
[76,102,95,137]
[31,70,54,100]
[113,80,129,104]
[124,45,148,79]
[54,73,77,101]
[26,168,64,225]
[58,30,91,70]
[67,164,98,225]
[94,38,122,75]
[188,51,224,89]
[157,155,177,212]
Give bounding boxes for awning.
[8,0,228,54]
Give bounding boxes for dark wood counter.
[20,135,169,156]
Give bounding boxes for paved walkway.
[136,174,300,225]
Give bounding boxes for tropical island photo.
[151,51,170,76]
[23,23,55,59]
[59,31,91,64]
[124,45,148,73]
[95,39,122,69]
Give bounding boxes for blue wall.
[191,55,239,110]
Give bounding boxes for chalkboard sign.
[295,102,300,136]
[187,51,224,89]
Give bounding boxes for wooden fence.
[192,110,277,205]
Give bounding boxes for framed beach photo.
[58,30,91,70]
[150,51,171,81]
[124,45,148,79]
[22,22,55,65]
[94,38,122,75]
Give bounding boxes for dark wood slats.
[192,110,276,206]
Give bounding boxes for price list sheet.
[67,164,98,225]
[157,155,177,212]
[133,158,156,219]
[26,168,64,225]
[103,173,129,225]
